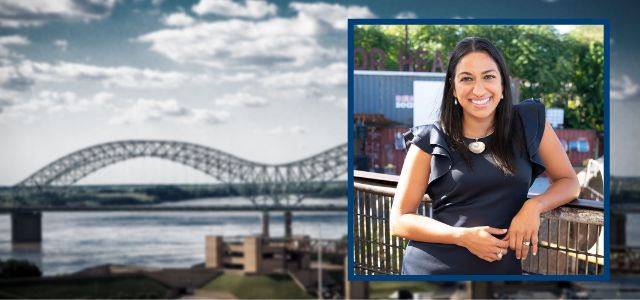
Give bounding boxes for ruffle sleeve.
[403,124,452,189]
[514,98,547,183]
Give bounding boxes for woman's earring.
[501,94,504,99]
[454,98,458,105]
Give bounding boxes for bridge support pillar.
[284,211,292,238]
[284,210,293,238]
[612,211,626,246]
[11,211,42,243]
[261,210,269,237]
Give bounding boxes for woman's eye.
[484,74,496,80]
[460,77,472,82]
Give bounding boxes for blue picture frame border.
[347,18,611,282]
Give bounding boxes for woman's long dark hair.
[439,37,519,176]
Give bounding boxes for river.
[2,178,631,276]
[0,197,347,275]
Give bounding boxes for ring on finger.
[497,252,503,260]
[522,240,531,246]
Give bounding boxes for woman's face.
[452,51,503,122]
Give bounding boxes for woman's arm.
[390,145,509,262]
[507,122,581,259]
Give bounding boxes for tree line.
[355,25,604,132]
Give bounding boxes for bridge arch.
[17,140,347,190]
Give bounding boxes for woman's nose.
[472,81,487,96]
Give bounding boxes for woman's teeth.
[471,97,491,105]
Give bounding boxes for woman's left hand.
[505,199,543,259]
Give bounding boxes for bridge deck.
[0,205,347,213]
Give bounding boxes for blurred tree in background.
[354,25,604,131]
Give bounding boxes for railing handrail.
[353,170,605,275]
[354,170,603,211]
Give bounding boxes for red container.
[357,125,409,175]
[553,128,600,166]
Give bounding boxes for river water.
[2,178,634,276]
[0,197,347,275]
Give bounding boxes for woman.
[389,37,580,275]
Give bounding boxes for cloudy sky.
[0,0,638,185]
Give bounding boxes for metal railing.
[353,170,605,275]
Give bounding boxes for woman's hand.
[506,199,543,259]
[457,226,509,262]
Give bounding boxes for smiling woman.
[389,37,580,275]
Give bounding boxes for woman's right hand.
[456,226,510,262]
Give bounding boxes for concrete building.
[205,235,311,275]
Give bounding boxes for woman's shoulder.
[513,98,545,115]
[403,122,448,155]
[408,122,444,137]
[512,98,546,178]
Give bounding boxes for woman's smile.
[469,96,492,108]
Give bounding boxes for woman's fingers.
[513,232,524,259]
[532,231,539,256]
[520,231,531,259]
[486,227,508,235]
[494,246,507,257]
[479,253,492,263]
[496,238,509,249]
[508,230,517,251]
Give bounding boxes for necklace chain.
[469,128,495,141]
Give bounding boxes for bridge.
[7,140,348,243]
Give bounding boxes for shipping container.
[354,70,445,127]
[355,126,409,175]
[554,128,601,166]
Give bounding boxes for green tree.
[354,24,604,132]
[0,259,42,278]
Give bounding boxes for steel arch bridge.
[16,140,347,206]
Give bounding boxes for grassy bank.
[202,273,312,299]
[0,275,169,299]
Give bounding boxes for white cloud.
[138,19,336,68]
[192,0,277,18]
[611,75,639,101]
[138,2,374,69]
[262,62,346,88]
[110,98,230,125]
[0,91,232,126]
[0,61,35,91]
[289,2,375,30]
[216,72,257,83]
[214,92,268,107]
[554,25,575,34]
[54,39,68,51]
[162,11,195,26]
[0,35,29,56]
[267,125,306,135]
[17,60,209,88]
[395,11,417,19]
[0,90,115,123]
[0,0,116,28]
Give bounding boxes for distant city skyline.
[0,0,638,185]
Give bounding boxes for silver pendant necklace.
[467,129,494,154]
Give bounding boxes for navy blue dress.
[401,99,546,275]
